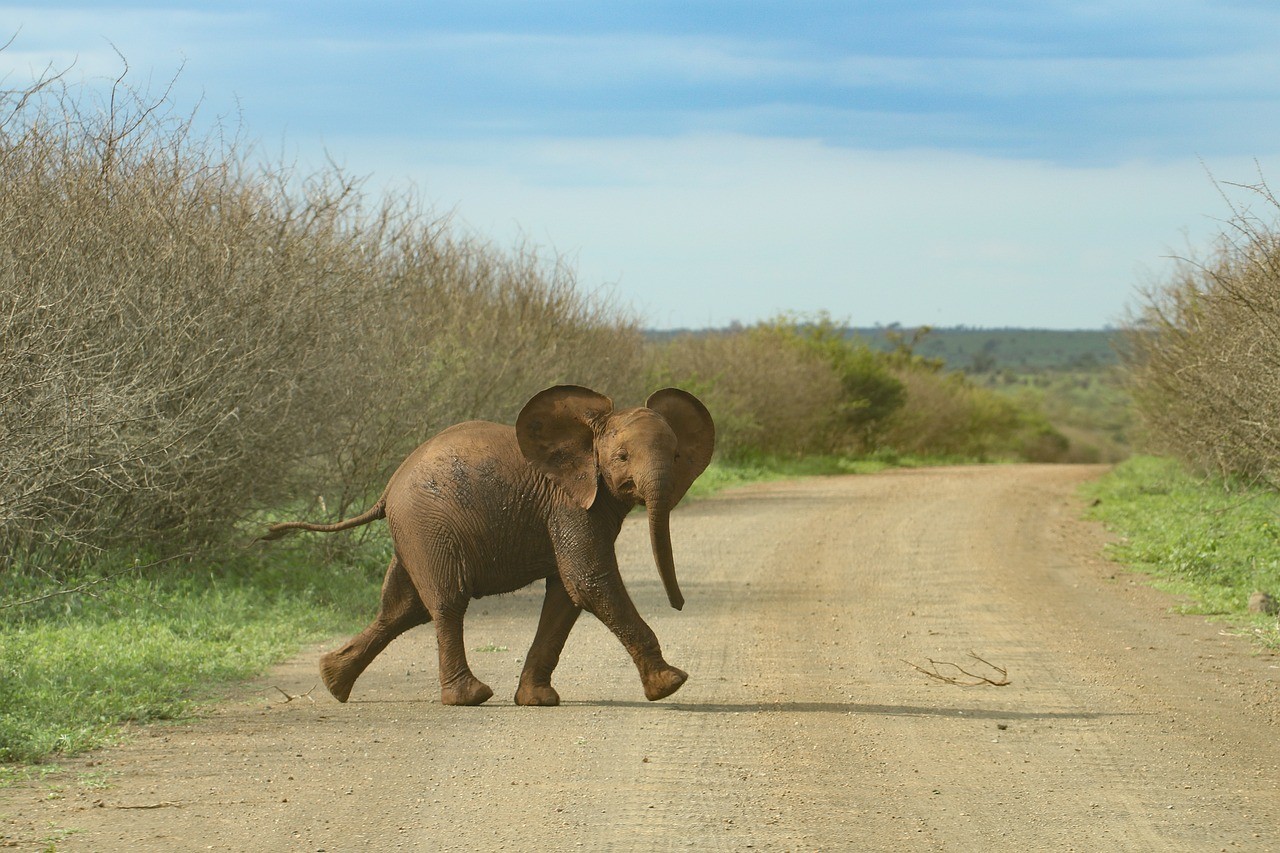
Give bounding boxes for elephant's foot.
[514,680,561,707]
[319,648,360,703]
[642,665,688,701]
[440,674,494,706]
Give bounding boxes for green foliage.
[648,312,908,459]
[759,313,906,452]
[0,543,386,763]
[874,331,1072,463]
[647,320,845,459]
[985,370,1131,462]
[650,315,1073,464]
[1084,456,1280,646]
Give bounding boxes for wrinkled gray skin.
[262,386,715,706]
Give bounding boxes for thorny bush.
[1124,175,1280,485]
[0,65,643,574]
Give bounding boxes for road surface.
[3,465,1278,851]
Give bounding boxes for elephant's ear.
[517,385,613,509]
[646,388,716,504]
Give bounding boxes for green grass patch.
[686,456,874,498]
[0,542,387,765]
[1084,456,1280,647]
[686,452,961,500]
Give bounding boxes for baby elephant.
[262,385,715,706]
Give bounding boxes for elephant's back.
[387,420,520,493]
[384,420,557,596]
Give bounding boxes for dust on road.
[3,465,1278,851]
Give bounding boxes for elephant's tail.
[258,499,386,542]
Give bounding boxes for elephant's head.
[516,385,715,611]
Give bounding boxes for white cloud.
[6,3,1279,329]
[314,133,1278,329]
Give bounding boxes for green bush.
[648,322,845,459]
[983,371,1132,464]
[872,331,1069,462]
[757,314,906,453]
[649,316,1066,463]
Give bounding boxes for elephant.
[261,385,715,707]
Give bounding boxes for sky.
[3,2,1280,330]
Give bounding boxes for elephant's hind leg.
[430,598,495,706]
[320,554,430,702]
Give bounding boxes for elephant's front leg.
[516,575,582,706]
[430,601,494,706]
[563,560,688,702]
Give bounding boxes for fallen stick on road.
[271,684,318,704]
[903,651,1011,686]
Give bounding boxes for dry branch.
[904,651,1011,687]
[271,684,318,704]
[1124,173,1280,484]
[102,800,181,810]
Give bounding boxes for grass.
[0,543,387,765]
[685,452,969,500]
[1084,455,1280,648]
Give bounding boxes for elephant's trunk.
[644,486,685,611]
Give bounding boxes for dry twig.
[102,801,181,809]
[904,651,1011,687]
[272,684,318,704]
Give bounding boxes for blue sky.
[4,2,1280,329]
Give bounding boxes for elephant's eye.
[615,449,629,462]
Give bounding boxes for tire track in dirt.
[2,465,1278,851]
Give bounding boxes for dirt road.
[4,465,1279,851]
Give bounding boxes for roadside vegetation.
[0,66,1109,766]
[1084,456,1280,649]
[1088,175,1280,649]
[0,544,382,763]
[651,317,1078,465]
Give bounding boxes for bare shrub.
[1124,175,1280,484]
[0,70,354,559]
[649,325,843,459]
[306,228,646,521]
[0,63,642,570]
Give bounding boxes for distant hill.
[849,327,1121,373]
[647,326,1122,374]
